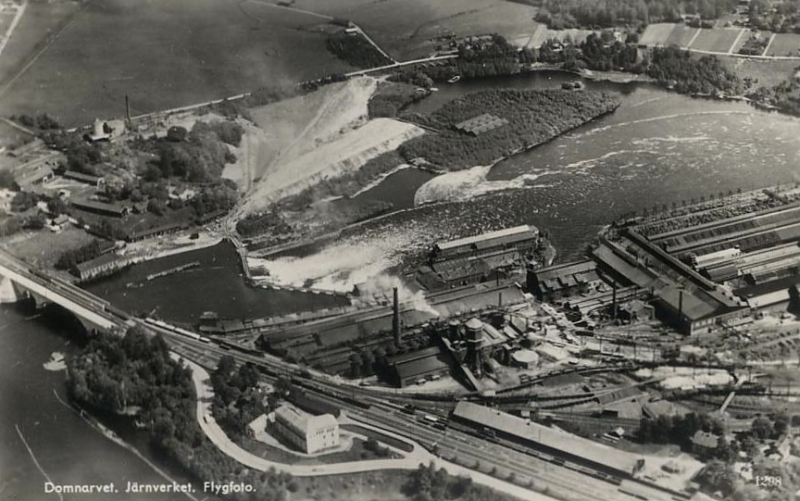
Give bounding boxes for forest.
[532,0,739,29]
[326,32,392,69]
[399,89,620,170]
[646,46,741,95]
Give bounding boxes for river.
[0,304,201,501]
[3,70,800,500]
[84,241,349,324]
[261,70,800,290]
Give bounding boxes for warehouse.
[528,260,600,301]
[451,402,645,478]
[431,225,539,262]
[388,346,452,387]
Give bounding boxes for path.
[0,0,93,98]
[183,358,557,500]
[0,0,27,63]
[728,28,746,54]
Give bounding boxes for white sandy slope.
[256,118,423,202]
[241,76,411,210]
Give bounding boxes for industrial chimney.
[392,287,400,346]
[125,94,131,123]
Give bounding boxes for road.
[159,327,685,501]
[183,354,559,501]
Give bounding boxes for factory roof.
[72,199,130,217]
[388,346,442,366]
[436,225,537,253]
[592,243,658,288]
[653,284,719,321]
[534,260,597,281]
[127,221,188,241]
[74,253,126,275]
[452,402,644,475]
[14,165,53,187]
[394,352,450,381]
[63,170,103,184]
[274,405,338,437]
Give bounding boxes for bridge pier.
[0,275,25,303]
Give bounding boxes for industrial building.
[450,402,646,478]
[13,164,53,189]
[272,405,339,454]
[388,346,452,387]
[528,260,600,301]
[259,283,527,378]
[431,225,539,263]
[72,199,130,218]
[126,222,188,242]
[592,234,749,336]
[73,254,132,281]
[63,170,105,187]
[453,113,509,136]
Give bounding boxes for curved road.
[184,357,557,500]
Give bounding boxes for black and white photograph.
[1,1,800,500]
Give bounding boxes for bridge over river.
[0,249,131,333]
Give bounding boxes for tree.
[23,214,45,230]
[0,170,16,189]
[701,460,739,496]
[47,197,68,216]
[147,199,166,216]
[166,126,188,142]
[10,191,38,212]
[215,355,236,379]
[752,416,774,440]
[773,413,790,437]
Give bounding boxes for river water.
[4,70,800,500]
[0,304,195,501]
[263,70,800,289]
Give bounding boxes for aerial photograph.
[3,0,800,500]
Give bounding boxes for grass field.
[665,25,698,47]
[0,1,81,94]
[690,28,741,53]
[292,0,538,59]
[0,0,352,126]
[720,55,799,88]
[766,33,800,57]
[640,23,698,48]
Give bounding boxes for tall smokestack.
[612,278,617,320]
[678,289,684,320]
[392,287,400,346]
[125,94,131,122]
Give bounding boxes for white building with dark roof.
[273,405,339,454]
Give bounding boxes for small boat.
[429,87,439,92]
[447,75,461,84]
[562,80,585,90]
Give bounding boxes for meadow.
[766,33,800,57]
[0,0,351,126]
[690,28,741,53]
[292,0,539,59]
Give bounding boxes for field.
[639,23,697,48]
[291,0,539,59]
[720,55,799,88]
[690,28,741,53]
[766,33,800,57]
[0,0,352,126]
